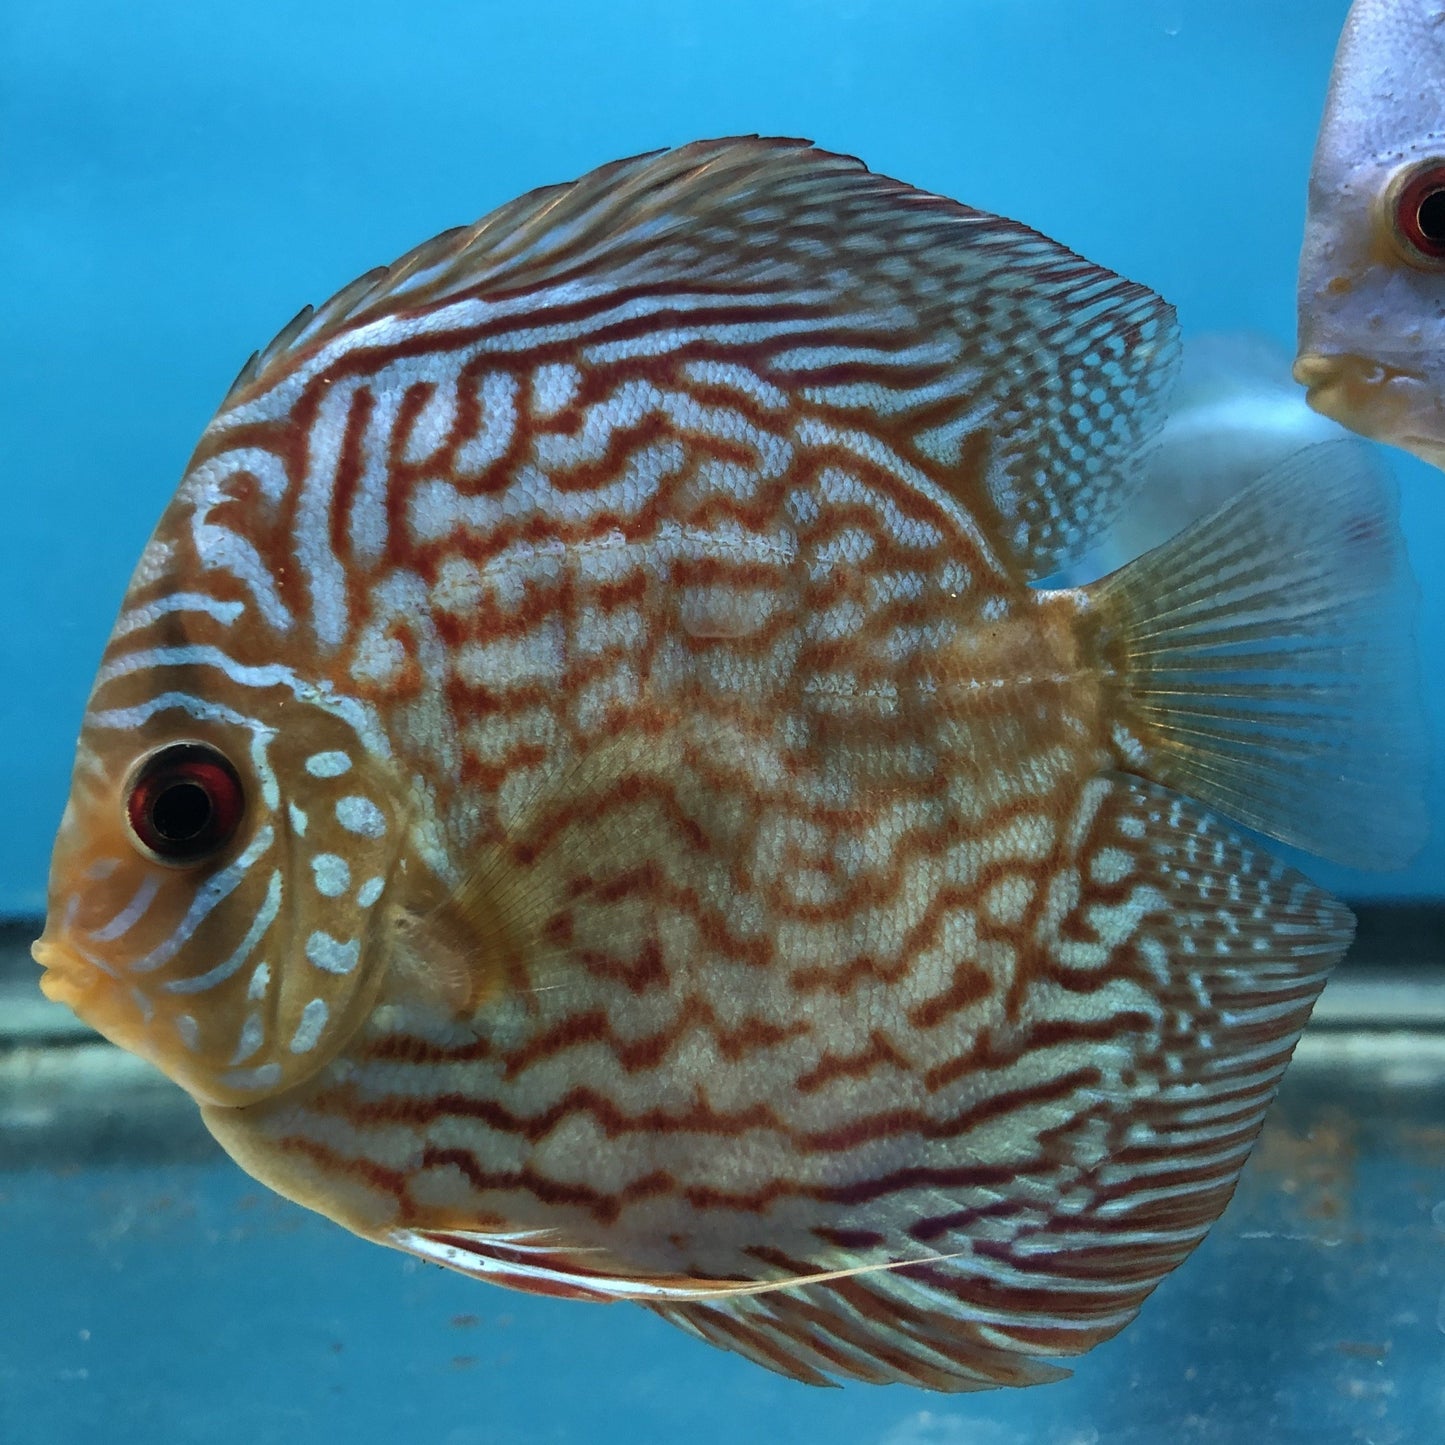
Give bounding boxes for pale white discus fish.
[1296,0,1445,465]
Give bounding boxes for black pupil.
[151,778,213,842]
[1419,188,1445,244]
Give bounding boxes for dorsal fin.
[223,136,1180,578]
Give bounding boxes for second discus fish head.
[1296,0,1445,466]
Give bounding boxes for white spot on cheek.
[311,853,352,897]
[289,997,330,1054]
[288,803,308,836]
[305,750,352,778]
[356,877,385,908]
[248,963,271,1001]
[175,1014,200,1052]
[220,1062,282,1093]
[336,797,386,837]
[231,1012,264,1064]
[307,931,360,974]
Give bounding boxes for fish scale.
[33,137,1425,1390]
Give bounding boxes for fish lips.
[1293,350,1445,467]
[30,929,190,1092]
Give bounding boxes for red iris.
[126,743,245,864]
[1392,160,1445,263]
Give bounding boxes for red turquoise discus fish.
[34,138,1424,1389]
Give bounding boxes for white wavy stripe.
[85,871,162,942]
[87,689,270,734]
[579,313,893,367]
[212,282,846,430]
[182,450,297,632]
[191,521,294,633]
[680,358,789,410]
[799,420,1008,572]
[296,379,359,648]
[90,647,392,761]
[181,445,292,505]
[112,593,246,638]
[128,825,276,976]
[351,357,465,563]
[775,333,962,373]
[799,367,984,416]
[163,869,284,997]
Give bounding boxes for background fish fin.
[222,138,1178,583]
[652,776,1352,1390]
[1061,331,1357,581]
[1089,438,1428,870]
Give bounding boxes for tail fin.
[1088,440,1427,870]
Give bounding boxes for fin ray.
[390,729,685,1016]
[387,1224,971,1304]
[1091,439,1428,870]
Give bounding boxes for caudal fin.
[1089,440,1427,870]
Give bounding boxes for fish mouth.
[31,933,139,1057]
[1293,350,1443,461]
[32,930,207,1100]
[31,934,102,1009]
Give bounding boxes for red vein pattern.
[37,140,1372,1390]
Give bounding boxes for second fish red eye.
[126,743,245,865]
[1391,159,1445,264]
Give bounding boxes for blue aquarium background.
[2,3,1443,1443]
[2,0,1441,911]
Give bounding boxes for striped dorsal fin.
[221,136,1180,579]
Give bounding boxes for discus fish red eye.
[1387,159,1445,266]
[125,743,245,865]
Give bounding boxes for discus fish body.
[1296,0,1445,466]
[36,139,1423,1390]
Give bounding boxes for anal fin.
[387,1225,973,1307]
[645,777,1354,1390]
